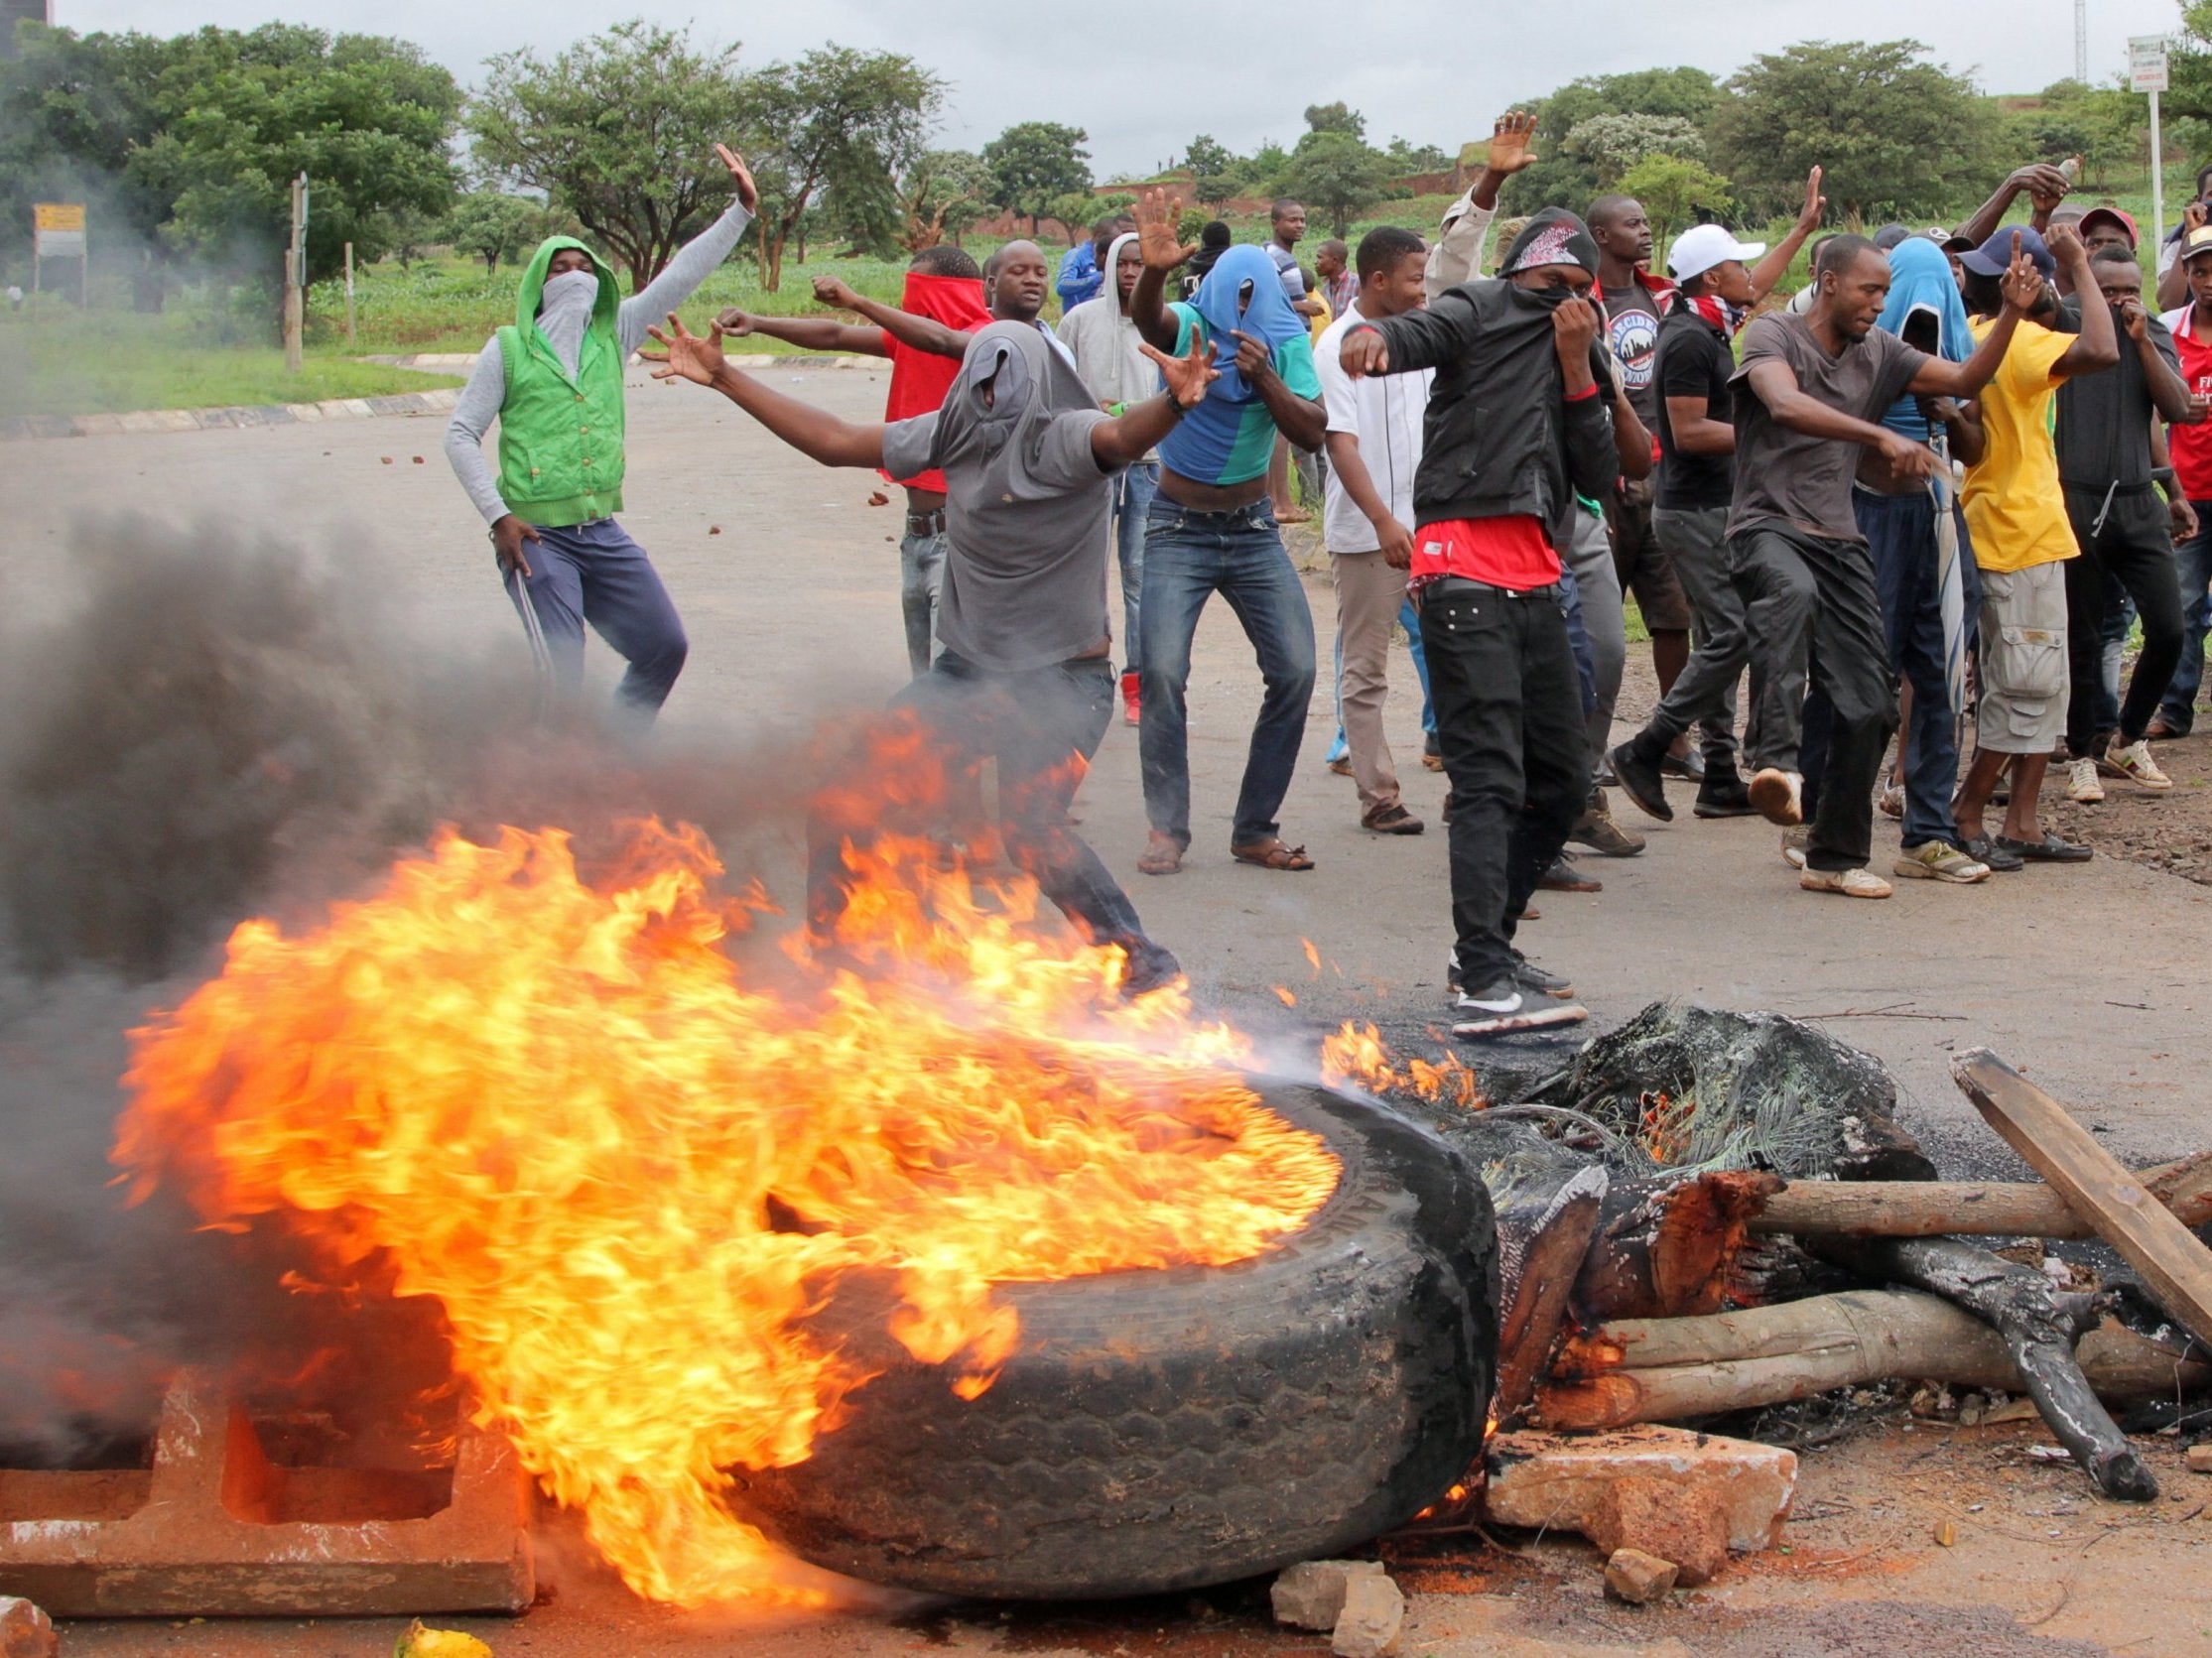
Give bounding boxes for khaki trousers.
[1331,549,1409,814]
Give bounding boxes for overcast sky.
[64,0,2195,178]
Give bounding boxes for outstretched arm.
[643,315,885,468]
[1338,287,1481,378]
[1092,334,1221,467]
[1127,187,1197,352]
[812,275,973,359]
[715,308,890,356]
[1747,169,1825,301]
[617,144,758,354]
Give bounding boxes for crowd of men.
[445,129,2212,1042]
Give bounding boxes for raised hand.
[1338,329,1389,378]
[714,307,758,337]
[1999,231,2046,313]
[2045,221,2089,271]
[2187,201,2210,235]
[1139,333,1220,408]
[1133,187,1197,272]
[1486,110,1538,176]
[812,274,859,310]
[2021,163,2072,215]
[715,143,758,213]
[641,313,727,387]
[1796,166,1827,234]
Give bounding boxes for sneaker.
[1120,670,1141,727]
[1327,755,1353,777]
[1538,852,1603,893]
[2107,739,2172,791]
[1800,866,1893,899]
[1422,731,1444,773]
[1963,833,2024,873]
[1879,783,1905,820]
[1893,841,1992,884]
[2065,757,2106,803]
[1693,781,1757,819]
[1509,949,1577,998]
[1569,796,1646,857]
[1608,739,1673,823]
[1450,976,1590,1039]
[1748,767,1804,826]
[1780,827,1809,870]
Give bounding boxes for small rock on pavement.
[0,1596,57,1658]
[1483,1424,1796,1554]
[1590,1476,1730,1588]
[1604,1547,1679,1605]
[2188,1444,2212,1474]
[1330,1572,1404,1658]
[1271,1559,1386,1631]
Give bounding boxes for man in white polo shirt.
[1315,226,1435,833]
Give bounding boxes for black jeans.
[808,652,1166,972]
[2062,483,2183,754]
[1421,582,1588,989]
[1737,523,1897,873]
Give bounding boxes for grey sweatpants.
[1563,509,1625,778]
[1649,503,1748,773]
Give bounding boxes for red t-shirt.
[2170,306,2212,500]
[1410,516,1561,592]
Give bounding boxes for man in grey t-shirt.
[1724,233,2035,898]
[642,312,1217,995]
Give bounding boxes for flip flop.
[1232,838,1316,871]
[1993,830,2093,864]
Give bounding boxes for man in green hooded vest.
[444,145,756,726]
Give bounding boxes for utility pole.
[343,240,357,347]
[283,172,308,374]
[2076,0,2089,84]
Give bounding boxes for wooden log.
[1957,1051,2212,1351]
[1492,1166,1607,1428]
[1536,1290,2211,1431]
[1574,1169,1784,1322]
[1749,1151,2212,1239]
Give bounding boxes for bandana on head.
[1500,208,1601,280]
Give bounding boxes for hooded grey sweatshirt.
[444,195,754,525]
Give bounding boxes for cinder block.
[0,1372,532,1617]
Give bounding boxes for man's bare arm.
[1127,188,1197,352]
[1952,164,2072,249]
[814,276,970,359]
[1665,393,1735,456]
[1747,358,1931,478]
[1092,335,1220,466]
[643,316,886,467]
[1325,431,1414,567]
[716,308,889,356]
[1747,168,1826,301]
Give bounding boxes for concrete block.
[1604,1547,1678,1604]
[1589,1478,1728,1587]
[1482,1425,1796,1554]
[0,1596,56,1658]
[1330,1573,1402,1658]
[1270,1558,1384,1630]
[0,1371,532,1617]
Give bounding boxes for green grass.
[1,304,459,417]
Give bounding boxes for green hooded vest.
[494,236,627,526]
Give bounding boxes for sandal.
[1232,837,1316,871]
[1137,833,1186,876]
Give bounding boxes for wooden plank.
[1749,1151,2212,1238]
[1956,1049,2212,1349]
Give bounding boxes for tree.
[1708,40,2002,222]
[1617,154,1733,246]
[444,190,542,270]
[1278,131,1400,237]
[742,45,945,288]
[1564,113,1706,186]
[2005,79,2143,187]
[1303,101,1366,140]
[982,122,1092,233]
[1498,65,1722,213]
[895,148,993,251]
[1184,133,1239,206]
[0,23,458,316]
[1042,190,1134,247]
[1383,136,1454,174]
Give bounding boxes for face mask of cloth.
[538,270,600,377]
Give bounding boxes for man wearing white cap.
[1611,208,1823,823]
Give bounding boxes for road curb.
[0,387,462,444]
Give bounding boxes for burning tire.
[727,1079,1496,1599]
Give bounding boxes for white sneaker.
[1800,866,1893,899]
[1893,840,1992,884]
[2107,739,2172,791]
[1780,827,1809,870]
[2065,757,2106,803]
[1749,767,1804,826]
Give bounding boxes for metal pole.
[343,240,356,347]
[2152,87,2165,265]
[79,222,88,309]
[284,174,306,374]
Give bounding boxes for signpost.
[283,173,309,374]
[32,202,87,305]
[2132,35,2170,255]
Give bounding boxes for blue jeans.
[899,522,948,677]
[1112,463,1158,674]
[1138,498,1318,846]
[1326,595,1435,764]
[2159,503,2212,735]
[507,517,687,727]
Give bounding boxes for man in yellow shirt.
[1953,224,2120,867]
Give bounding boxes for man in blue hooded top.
[444,144,756,728]
[1123,188,1329,878]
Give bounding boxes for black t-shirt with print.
[1654,306,1734,511]
[1601,281,1664,429]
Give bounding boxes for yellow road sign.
[33,203,85,231]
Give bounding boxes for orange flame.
[114,819,1340,1606]
[1320,1020,1487,1110]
